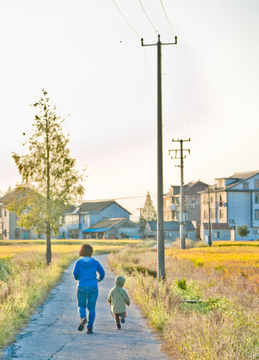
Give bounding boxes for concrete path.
[2,255,168,360]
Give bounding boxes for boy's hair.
[79,244,93,257]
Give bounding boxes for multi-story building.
[163,180,208,225]
[200,170,259,241]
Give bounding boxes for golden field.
[166,245,259,266]
[0,239,141,259]
[108,243,259,359]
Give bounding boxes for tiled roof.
[199,170,259,194]
[170,181,208,196]
[66,201,131,215]
[225,170,259,190]
[0,187,37,204]
[203,223,230,230]
[148,221,195,231]
[89,217,138,230]
[184,181,208,195]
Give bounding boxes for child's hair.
[79,244,93,257]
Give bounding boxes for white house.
[144,220,196,241]
[0,189,40,240]
[60,200,132,239]
[200,170,259,241]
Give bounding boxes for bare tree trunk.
[46,223,51,265]
[45,101,51,265]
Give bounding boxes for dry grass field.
[0,239,139,259]
[108,242,259,359]
[0,239,143,352]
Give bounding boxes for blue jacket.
[73,257,105,288]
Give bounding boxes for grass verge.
[0,240,139,353]
[0,252,78,352]
[108,244,259,359]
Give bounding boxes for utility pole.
[141,34,177,279]
[208,186,212,246]
[169,139,190,249]
[137,207,143,239]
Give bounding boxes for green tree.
[137,209,147,239]
[141,191,157,221]
[138,191,157,236]
[10,90,87,264]
[237,225,250,240]
[138,191,157,238]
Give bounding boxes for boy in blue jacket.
[73,244,105,334]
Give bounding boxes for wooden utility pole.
[141,35,177,279]
[169,138,191,249]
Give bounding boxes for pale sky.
[1,0,259,220]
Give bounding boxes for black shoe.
[87,328,93,334]
[78,318,87,331]
[120,314,125,324]
[116,325,121,330]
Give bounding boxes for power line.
[159,0,188,136]
[159,0,175,35]
[138,0,158,33]
[162,56,179,137]
[142,47,174,144]
[176,46,187,136]
[112,0,141,38]
[142,47,156,101]
[83,194,157,202]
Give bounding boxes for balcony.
[64,223,82,230]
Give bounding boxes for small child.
[108,275,130,330]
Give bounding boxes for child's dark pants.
[114,313,126,327]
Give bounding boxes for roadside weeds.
[108,245,259,360]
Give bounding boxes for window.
[219,210,223,219]
[255,179,259,189]
[214,231,220,239]
[15,228,20,238]
[210,209,216,219]
[255,194,259,204]
[204,210,208,219]
[243,182,249,189]
[4,208,7,216]
[83,215,88,223]
[166,233,172,237]
[210,196,214,203]
[255,210,259,220]
[65,215,79,224]
[219,194,222,202]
